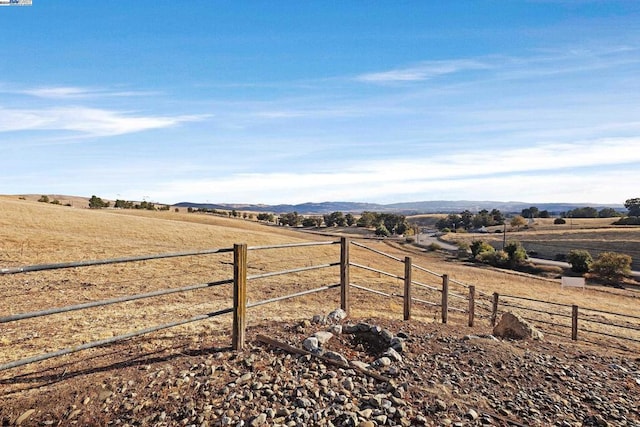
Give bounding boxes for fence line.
[0,247,235,275]
[3,236,640,372]
[492,292,640,346]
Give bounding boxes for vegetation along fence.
[1,238,638,372]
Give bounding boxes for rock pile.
[3,313,640,426]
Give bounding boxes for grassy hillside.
[2,196,640,374]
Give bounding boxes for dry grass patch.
[2,198,640,376]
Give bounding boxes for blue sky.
[1,1,639,205]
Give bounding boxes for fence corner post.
[441,274,449,324]
[404,256,412,321]
[572,305,579,341]
[233,243,248,351]
[491,292,500,327]
[340,237,350,315]
[468,285,476,327]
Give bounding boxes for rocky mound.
[1,314,639,426]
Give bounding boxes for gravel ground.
[2,315,640,427]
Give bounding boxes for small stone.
[15,409,36,426]
[466,409,479,420]
[303,337,319,352]
[312,314,327,324]
[373,357,392,367]
[383,347,402,362]
[350,360,370,370]
[235,373,253,386]
[327,308,347,322]
[313,331,334,345]
[435,399,447,412]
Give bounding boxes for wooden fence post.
[340,237,350,314]
[441,274,449,324]
[404,256,412,321]
[572,305,578,341]
[233,243,247,351]
[491,292,499,327]
[468,285,476,327]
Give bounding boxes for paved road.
[414,233,459,251]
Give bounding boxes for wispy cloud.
[6,85,160,99]
[356,59,491,83]
[0,106,209,137]
[140,137,639,204]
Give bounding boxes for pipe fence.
[2,237,639,372]
[490,292,640,347]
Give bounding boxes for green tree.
[88,195,109,209]
[521,206,539,218]
[38,195,49,203]
[567,249,593,274]
[375,224,390,237]
[345,213,356,226]
[278,212,301,227]
[302,217,319,227]
[591,252,632,282]
[357,211,378,227]
[566,207,598,218]
[624,198,640,217]
[598,207,620,218]
[490,209,505,225]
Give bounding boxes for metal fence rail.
[0,240,342,371]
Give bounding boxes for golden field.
[2,195,640,380]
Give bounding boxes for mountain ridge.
[173,200,625,215]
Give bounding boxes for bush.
[38,195,49,203]
[504,240,527,267]
[554,218,566,225]
[567,249,593,274]
[613,217,640,225]
[477,250,509,267]
[591,252,632,282]
[470,240,495,258]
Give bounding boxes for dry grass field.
[2,197,640,404]
[0,197,638,363]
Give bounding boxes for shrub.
[470,240,495,258]
[504,240,527,267]
[591,252,632,282]
[554,218,566,225]
[567,250,593,274]
[38,195,49,203]
[477,250,509,267]
[613,217,640,225]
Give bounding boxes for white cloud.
[15,85,160,99]
[0,106,209,137]
[137,137,639,205]
[356,59,490,83]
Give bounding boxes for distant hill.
[173,200,625,215]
